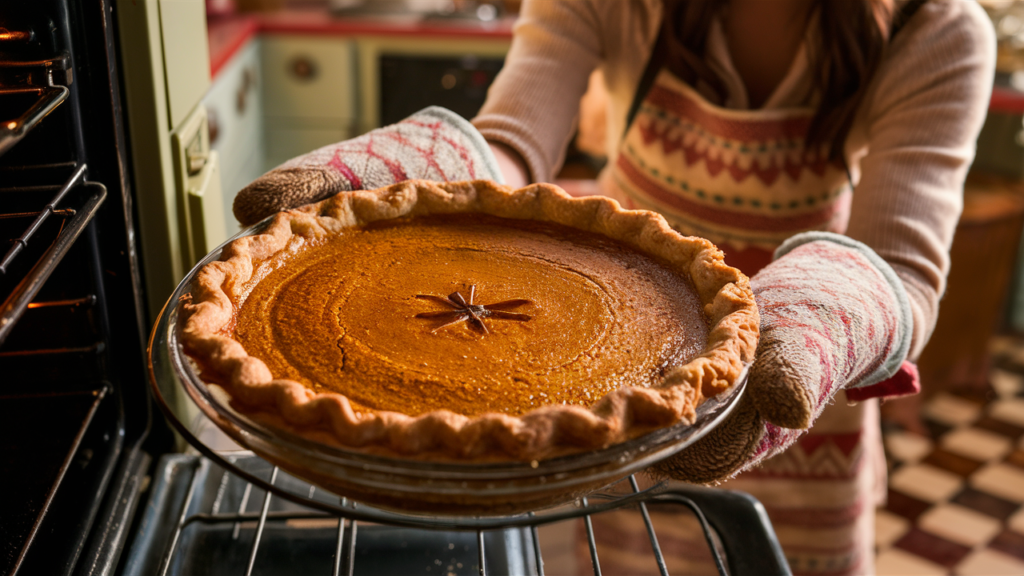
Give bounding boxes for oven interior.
[1,1,155,574]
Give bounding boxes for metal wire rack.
[124,422,789,576]
[0,161,107,345]
[128,450,791,576]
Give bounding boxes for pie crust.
[180,180,759,462]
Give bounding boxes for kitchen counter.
[207,9,514,78]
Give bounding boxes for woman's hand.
[232,107,505,226]
[652,233,918,483]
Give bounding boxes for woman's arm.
[473,0,609,183]
[489,142,530,189]
[845,0,996,360]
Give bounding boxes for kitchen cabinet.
[160,0,212,128]
[203,38,264,238]
[201,15,514,238]
[118,0,221,316]
[260,35,358,169]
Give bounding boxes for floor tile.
[950,388,994,406]
[989,528,1024,562]
[1008,449,1024,469]
[988,335,1019,358]
[876,509,911,549]
[875,548,947,576]
[971,463,1024,503]
[991,368,1024,399]
[1009,508,1024,534]
[917,503,1002,547]
[890,463,966,503]
[951,487,1021,521]
[924,419,955,440]
[955,548,1024,576]
[942,427,1013,461]
[991,398,1024,428]
[886,488,934,521]
[894,527,971,568]
[886,430,934,464]
[973,415,1024,440]
[1005,343,1024,368]
[924,393,983,427]
[922,448,985,477]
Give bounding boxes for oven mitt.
[232,106,504,226]
[652,232,915,484]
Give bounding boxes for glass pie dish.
[148,217,749,517]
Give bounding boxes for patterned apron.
[605,68,851,276]
[585,63,884,576]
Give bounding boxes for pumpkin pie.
[180,180,759,462]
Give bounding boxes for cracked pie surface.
[180,180,759,462]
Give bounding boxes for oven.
[0,1,162,574]
[0,2,788,575]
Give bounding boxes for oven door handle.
[0,85,69,156]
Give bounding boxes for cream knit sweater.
[473,0,996,360]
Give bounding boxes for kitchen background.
[121,0,1024,573]
[5,0,1024,574]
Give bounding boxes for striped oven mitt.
[233,106,504,226]
[654,232,917,483]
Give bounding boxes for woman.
[232,1,994,573]
[471,0,994,574]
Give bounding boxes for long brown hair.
[660,0,901,161]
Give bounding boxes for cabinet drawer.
[261,35,356,121]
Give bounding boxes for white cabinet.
[203,39,264,237]
[260,35,358,170]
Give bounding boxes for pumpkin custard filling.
[232,214,709,418]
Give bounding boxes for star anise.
[415,285,532,334]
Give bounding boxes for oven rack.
[0,161,107,345]
[142,385,789,576]
[0,84,69,156]
[130,451,790,576]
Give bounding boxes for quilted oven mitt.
[653,232,918,484]
[233,106,504,226]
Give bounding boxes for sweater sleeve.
[843,0,995,360]
[472,0,605,182]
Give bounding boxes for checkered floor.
[876,338,1024,576]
